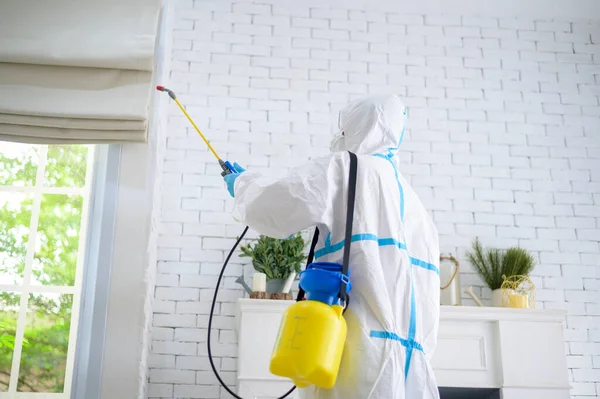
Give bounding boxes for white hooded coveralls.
[233,95,440,399]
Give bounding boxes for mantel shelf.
[237,298,567,322]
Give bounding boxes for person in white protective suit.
[224,94,440,399]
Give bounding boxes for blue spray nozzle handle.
[219,160,236,176]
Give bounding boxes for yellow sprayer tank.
[269,262,351,389]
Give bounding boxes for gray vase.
[266,278,286,294]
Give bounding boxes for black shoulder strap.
[340,152,358,304]
[295,228,319,302]
[295,151,358,304]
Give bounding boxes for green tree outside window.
[0,144,88,393]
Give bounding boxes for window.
[0,143,95,396]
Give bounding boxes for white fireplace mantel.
[235,299,570,399]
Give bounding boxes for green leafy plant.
[0,322,29,350]
[466,238,536,290]
[240,233,308,280]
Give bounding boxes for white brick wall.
[150,1,600,397]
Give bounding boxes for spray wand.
[156,86,235,176]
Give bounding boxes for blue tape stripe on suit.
[314,234,407,259]
[369,331,423,351]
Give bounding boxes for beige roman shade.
[0,0,161,144]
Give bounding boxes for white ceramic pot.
[491,289,504,307]
[492,289,517,307]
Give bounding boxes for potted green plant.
[466,238,536,307]
[240,233,308,294]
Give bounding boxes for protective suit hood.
[332,94,407,156]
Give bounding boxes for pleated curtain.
[0,0,161,143]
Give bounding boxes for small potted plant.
[240,233,308,297]
[466,238,536,307]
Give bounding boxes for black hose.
[207,225,296,399]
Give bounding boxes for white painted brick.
[537,21,572,32]
[250,56,290,69]
[158,262,199,276]
[176,356,213,371]
[155,287,200,301]
[475,213,515,226]
[174,384,220,398]
[148,383,173,397]
[456,224,496,237]
[231,3,269,15]
[253,14,290,27]
[251,36,291,48]
[444,26,480,37]
[454,153,492,166]
[464,57,501,69]
[497,226,536,239]
[273,46,310,58]
[156,274,179,287]
[152,326,174,341]
[221,357,237,371]
[310,8,346,19]
[453,177,492,189]
[560,239,599,253]
[555,193,594,205]
[454,200,493,213]
[197,339,237,357]
[179,274,219,288]
[404,24,444,38]
[154,312,198,329]
[494,202,534,215]
[464,16,499,27]
[536,41,575,54]
[462,38,499,50]
[562,94,599,106]
[530,265,562,277]
[175,327,208,343]
[153,341,197,356]
[519,239,559,252]
[229,87,269,99]
[423,14,460,26]
[368,22,406,35]
[483,27,518,39]
[558,53,594,64]
[518,30,554,42]
[541,251,582,265]
[389,32,426,46]
[332,19,368,32]
[387,13,423,25]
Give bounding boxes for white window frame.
[70,144,120,399]
[0,144,96,398]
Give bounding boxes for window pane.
[0,193,33,286]
[0,143,39,187]
[44,145,88,188]
[0,292,20,392]
[18,293,72,393]
[32,194,83,286]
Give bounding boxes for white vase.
[491,289,504,307]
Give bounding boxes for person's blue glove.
[223,162,245,198]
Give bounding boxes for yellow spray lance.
[156,85,296,399]
[156,85,235,176]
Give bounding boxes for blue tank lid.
[299,262,352,306]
